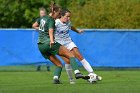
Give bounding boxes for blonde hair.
[39,7,46,13]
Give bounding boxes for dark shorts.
[38,42,61,59]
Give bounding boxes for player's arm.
[71,26,84,33]
[32,22,39,30]
[49,28,55,47]
[48,19,55,47]
[32,18,40,30]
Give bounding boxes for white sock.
[80,59,94,73]
[65,64,74,80]
[53,76,59,79]
[74,70,80,74]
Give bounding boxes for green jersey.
[36,17,41,24]
[37,15,55,43]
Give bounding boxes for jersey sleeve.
[55,19,60,27]
[36,18,40,24]
[48,18,55,29]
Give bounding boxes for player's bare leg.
[71,47,102,81]
[58,46,89,80]
[71,47,94,73]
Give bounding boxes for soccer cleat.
[83,75,90,80]
[53,78,62,84]
[75,73,84,79]
[75,73,90,80]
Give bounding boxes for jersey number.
[39,19,46,32]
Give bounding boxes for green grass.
[0,70,140,93]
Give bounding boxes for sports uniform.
[55,19,96,82]
[55,19,77,51]
[37,16,61,59]
[36,16,89,84]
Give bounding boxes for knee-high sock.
[70,57,80,74]
[80,59,94,73]
[65,64,74,80]
[53,66,62,79]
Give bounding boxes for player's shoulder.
[55,19,61,23]
[36,17,40,20]
[40,16,54,23]
[35,17,41,24]
[47,16,55,22]
[55,19,60,22]
[66,21,72,27]
[55,19,61,26]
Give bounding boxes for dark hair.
[60,9,71,16]
[50,2,61,13]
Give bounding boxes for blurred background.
[0,0,139,28]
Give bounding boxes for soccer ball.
[88,73,98,83]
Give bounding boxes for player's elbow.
[32,22,39,29]
[49,28,54,33]
[32,24,36,29]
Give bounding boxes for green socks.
[54,66,62,79]
[53,57,79,80]
[70,57,79,71]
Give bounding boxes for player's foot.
[75,73,84,79]
[75,73,90,80]
[53,78,62,84]
[82,75,90,80]
[70,79,75,84]
[96,75,102,81]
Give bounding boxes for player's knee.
[68,55,75,59]
[65,60,70,64]
[66,52,75,59]
[70,51,76,57]
[56,64,63,68]
[76,54,83,60]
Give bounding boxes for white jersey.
[55,19,72,45]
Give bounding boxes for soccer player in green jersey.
[32,3,89,84]
[35,8,50,71]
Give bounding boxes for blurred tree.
[0,0,52,28]
[55,0,70,8]
[0,0,139,28]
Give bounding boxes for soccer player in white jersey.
[55,9,101,84]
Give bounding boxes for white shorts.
[64,42,77,51]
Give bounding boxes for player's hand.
[50,41,55,48]
[78,30,84,33]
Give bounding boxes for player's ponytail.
[50,1,60,13]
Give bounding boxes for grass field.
[0,67,140,93]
